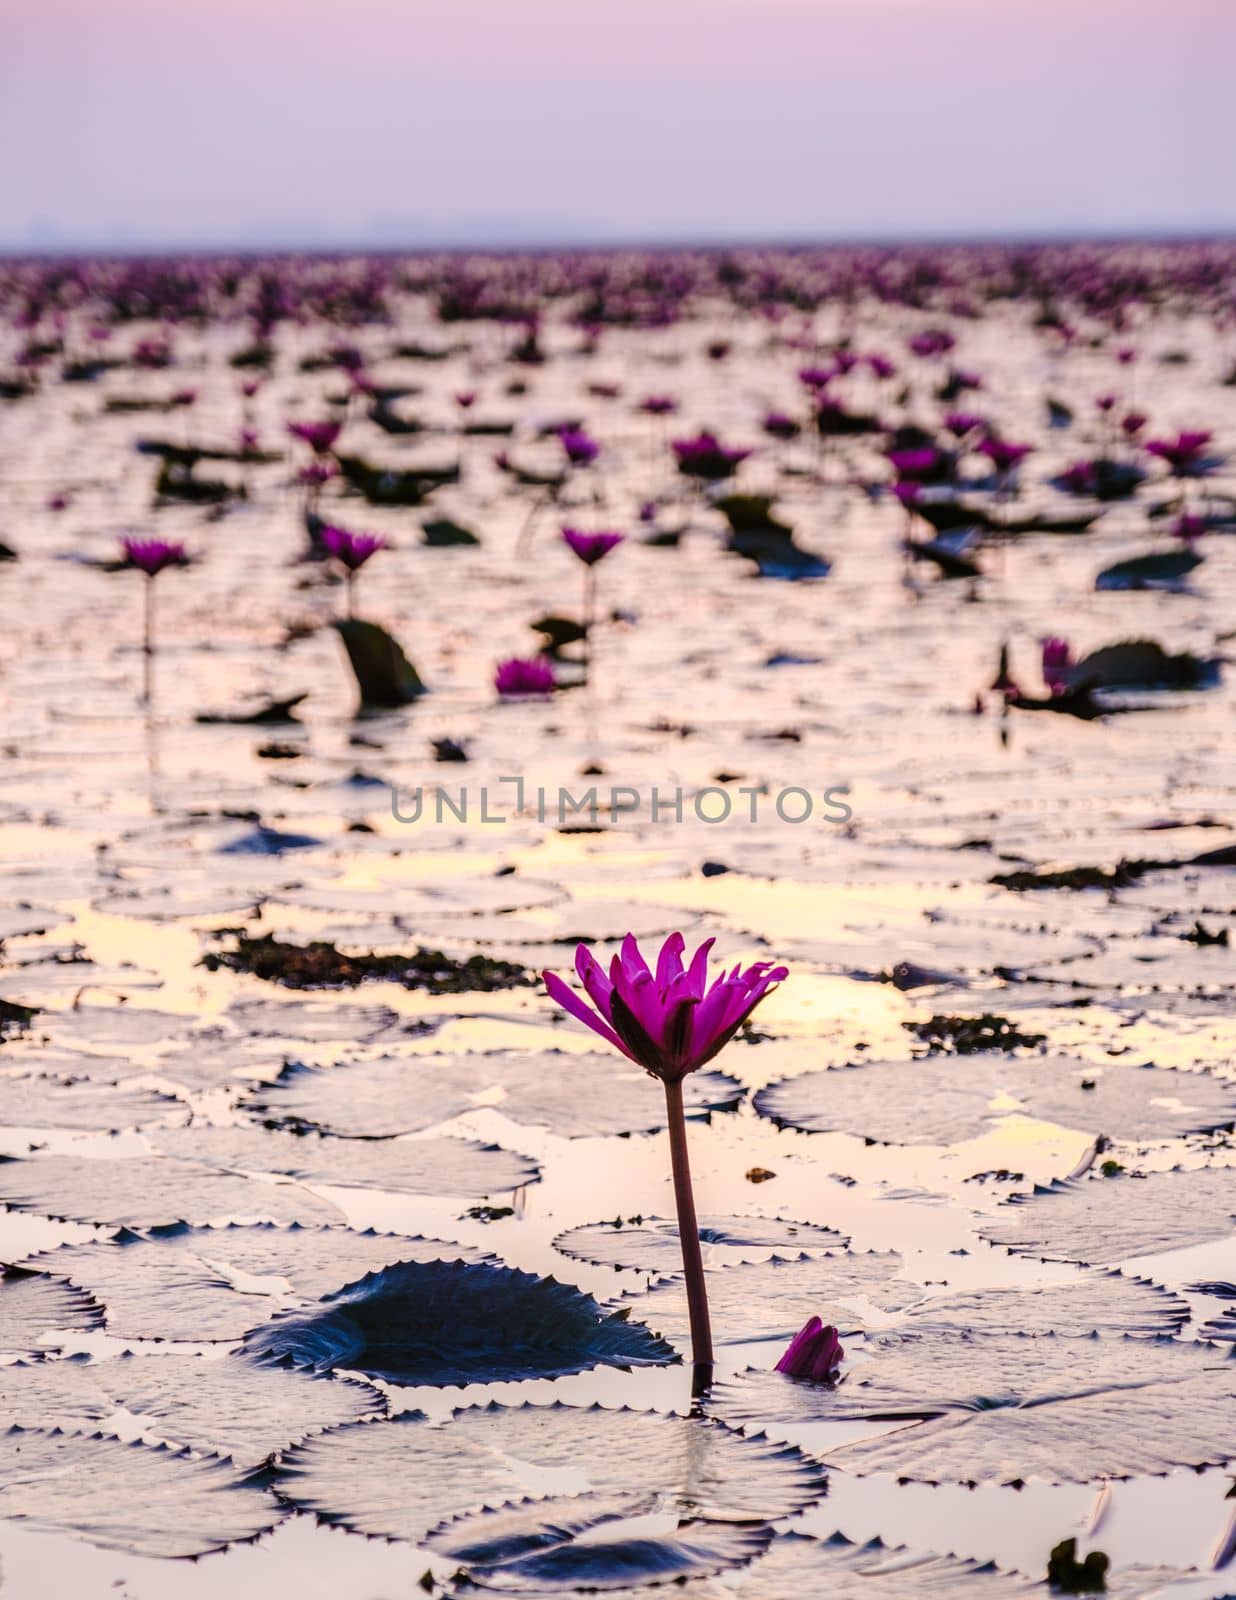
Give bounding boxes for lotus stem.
[663,1076,713,1384]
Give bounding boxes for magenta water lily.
[776,1318,844,1382]
[543,933,788,1373]
[120,536,186,704]
[495,656,557,697]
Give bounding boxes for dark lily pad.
[0,1353,385,1466]
[276,1403,827,1544]
[0,1153,345,1228]
[150,1124,540,1198]
[554,1215,847,1274]
[245,1259,672,1384]
[239,1052,742,1139]
[28,1223,496,1343]
[0,1074,186,1132]
[333,619,426,709]
[726,1532,1039,1599]
[1095,548,1203,592]
[0,1427,282,1556]
[979,1168,1236,1264]
[0,1268,103,1357]
[426,1490,772,1591]
[753,1058,1236,1146]
[201,932,532,993]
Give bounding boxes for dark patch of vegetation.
[905,1013,1046,1054]
[201,932,533,994]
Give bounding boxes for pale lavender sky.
[4,0,1235,249]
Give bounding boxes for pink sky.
[5,0,1235,248]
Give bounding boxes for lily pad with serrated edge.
[721,1532,1040,1600]
[753,1057,1236,1146]
[554,1215,847,1274]
[150,1124,540,1198]
[979,1167,1236,1265]
[275,1403,827,1545]
[628,1257,1184,1351]
[0,1352,385,1466]
[0,1153,345,1229]
[426,1489,773,1592]
[26,1223,498,1343]
[239,1052,743,1139]
[0,1426,283,1556]
[825,1345,1236,1483]
[709,1332,1225,1431]
[0,1074,186,1132]
[0,1268,103,1357]
[244,1259,672,1385]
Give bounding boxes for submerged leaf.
[245,1259,672,1384]
[730,1532,1038,1599]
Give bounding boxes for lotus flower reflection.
[543,934,788,1374]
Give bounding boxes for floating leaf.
[0,1074,185,1132]
[729,1532,1038,1599]
[150,1125,539,1198]
[629,1257,1181,1352]
[710,1332,1223,1430]
[245,1259,672,1384]
[554,1215,846,1274]
[276,1404,827,1545]
[628,1254,910,1347]
[827,1343,1236,1483]
[427,1490,772,1591]
[29,1223,496,1342]
[225,996,405,1044]
[754,1058,1236,1146]
[0,1269,103,1357]
[0,1154,344,1228]
[41,1005,188,1052]
[240,1053,742,1139]
[0,1353,384,1466]
[0,1427,282,1556]
[979,1168,1236,1264]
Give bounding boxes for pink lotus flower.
[121,536,186,577]
[1145,430,1214,476]
[1121,411,1147,438]
[495,656,556,697]
[761,410,800,441]
[866,354,897,380]
[320,525,386,571]
[943,411,985,439]
[776,1317,844,1381]
[1041,636,1073,695]
[562,528,624,565]
[980,437,1033,472]
[672,430,753,480]
[557,426,601,467]
[543,932,788,1376]
[455,391,477,410]
[887,447,940,481]
[639,395,678,416]
[287,419,342,454]
[543,933,786,1085]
